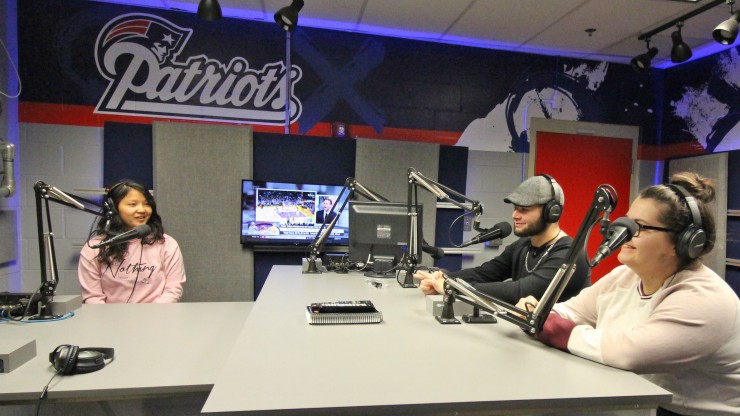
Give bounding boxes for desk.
[0,302,252,403]
[204,266,671,415]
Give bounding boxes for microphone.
[589,217,638,267]
[421,241,445,260]
[459,222,512,248]
[91,224,151,249]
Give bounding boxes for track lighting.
[274,0,305,31]
[713,1,740,44]
[631,39,659,72]
[634,0,727,68]
[197,0,222,21]
[670,22,693,63]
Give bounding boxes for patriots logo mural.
[94,13,302,125]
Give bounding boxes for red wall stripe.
[20,102,706,159]
[19,102,461,145]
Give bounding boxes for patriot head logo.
[94,13,302,125]
[96,14,190,71]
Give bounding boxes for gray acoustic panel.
[153,122,253,301]
[669,153,728,278]
[0,209,17,264]
[355,139,439,266]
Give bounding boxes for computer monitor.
[348,201,422,277]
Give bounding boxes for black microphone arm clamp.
[32,181,106,320]
[437,184,618,333]
[303,177,388,274]
[436,279,461,325]
[400,168,484,288]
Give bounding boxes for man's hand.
[413,270,445,295]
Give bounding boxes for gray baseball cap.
[504,176,555,206]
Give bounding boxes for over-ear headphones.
[668,184,707,260]
[104,182,126,216]
[49,345,115,375]
[539,174,564,223]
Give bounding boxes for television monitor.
[241,180,349,246]
[348,201,422,276]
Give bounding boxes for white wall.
[460,150,526,269]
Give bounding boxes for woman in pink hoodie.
[78,180,186,304]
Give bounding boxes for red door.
[535,132,633,282]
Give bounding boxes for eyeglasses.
[634,222,674,237]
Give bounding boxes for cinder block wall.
[18,123,103,295]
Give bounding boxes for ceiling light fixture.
[670,21,693,63]
[713,0,740,44]
[631,38,659,72]
[197,0,222,21]
[634,0,725,68]
[274,0,305,31]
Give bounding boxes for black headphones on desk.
[49,345,115,375]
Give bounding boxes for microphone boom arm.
[407,168,483,215]
[304,177,388,273]
[439,184,618,333]
[32,181,106,319]
[399,168,484,287]
[351,180,389,203]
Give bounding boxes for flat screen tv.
[348,201,422,276]
[241,180,349,246]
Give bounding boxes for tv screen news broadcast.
[240,180,349,246]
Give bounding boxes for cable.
[449,211,470,248]
[0,311,75,324]
[37,371,61,416]
[1,285,43,321]
[0,37,22,99]
[84,213,103,249]
[125,242,145,303]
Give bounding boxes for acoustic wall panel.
[669,153,728,279]
[103,122,153,188]
[355,138,439,266]
[153,122,253,301]
[253,133,355,184]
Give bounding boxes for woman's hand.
[516,295,539,313]
[537,312,577,352]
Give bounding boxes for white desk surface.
[0,302,252,403]
[203,266,671,415]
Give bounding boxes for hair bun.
[669,172,715,205]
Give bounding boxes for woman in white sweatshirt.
[519,172,739,416]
